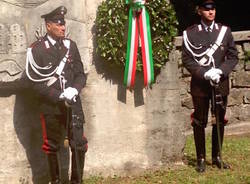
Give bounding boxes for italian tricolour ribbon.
[124,0,154,88]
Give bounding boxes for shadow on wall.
[0,80,69,184]
[91,18,145,107]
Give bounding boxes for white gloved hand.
[204,68,222,80]
[213,68,223,75]
[211,73,221,83]
[210,68,222,83]
[204,68,215,80]
[63,87,78,101]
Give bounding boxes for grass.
[84,134,250,184]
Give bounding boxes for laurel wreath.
[96,0,178,72]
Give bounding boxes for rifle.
[64,97,86,183]
[211,83,224,169]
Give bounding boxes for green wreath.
[96,0,178,72]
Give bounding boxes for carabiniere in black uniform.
[182,0,238,173]
[25,6,87,184]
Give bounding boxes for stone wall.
[1,0,249,183]
[175,31,250,130]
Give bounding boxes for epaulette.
[62,38,71,49]
[63,37,73,43]
[216,23,223,27]
[29,38,43,48]
[186,24,198,31]
[215,23,229,31]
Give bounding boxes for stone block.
[182,67,191,77]
[232,31,250,42]
[226,106,241,123]
[175,50,182,64]
[233,59,244,71]
[178,57,183,67]
[238,105,250,121]
[243,91,250,104]
[243,42,250,52]
[232,71,250,87]
[179,79,190,96]
[178,67,182,78]
[227,104,250,122]
[245,60,250,71]
[236,44,245,60]
[228,89,243,106]
[181,96,193,109]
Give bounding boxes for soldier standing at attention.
[182,0,238,172]
[25,6,88,183]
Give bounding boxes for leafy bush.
[96,0,178,72]
[245,51,250,62]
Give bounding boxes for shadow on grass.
[183,155,213,168]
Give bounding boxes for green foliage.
[245,51,250,62]
[96,0,178,72]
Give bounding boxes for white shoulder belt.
[183,25,227,67]
[26,39,71,89]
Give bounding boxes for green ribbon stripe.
[145,8,154,83]
[124,8,133,86]
[126,0,145,10]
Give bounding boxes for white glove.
[211,73,221,83]
[204,68,223,80]
[63,87,78,101]
[204,68,216,80]
[213,68,223,75]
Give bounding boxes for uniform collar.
[201,20,215,32]
[47,34,57,46]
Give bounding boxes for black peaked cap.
[41,6,67,24]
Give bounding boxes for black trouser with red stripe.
[40,110,87,184]
[191,96,227,162]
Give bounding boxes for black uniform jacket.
[182,23,238,97]
[26,35,87,114]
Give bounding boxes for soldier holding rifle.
[182,0,238,172]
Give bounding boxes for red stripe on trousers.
[40,113,50,154]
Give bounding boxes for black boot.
[70,149,85,184]
[196,158,206,173]
[212,156,230,169]
[212,125,230,169]
[193,125,206,173]
[47,154,61,184]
